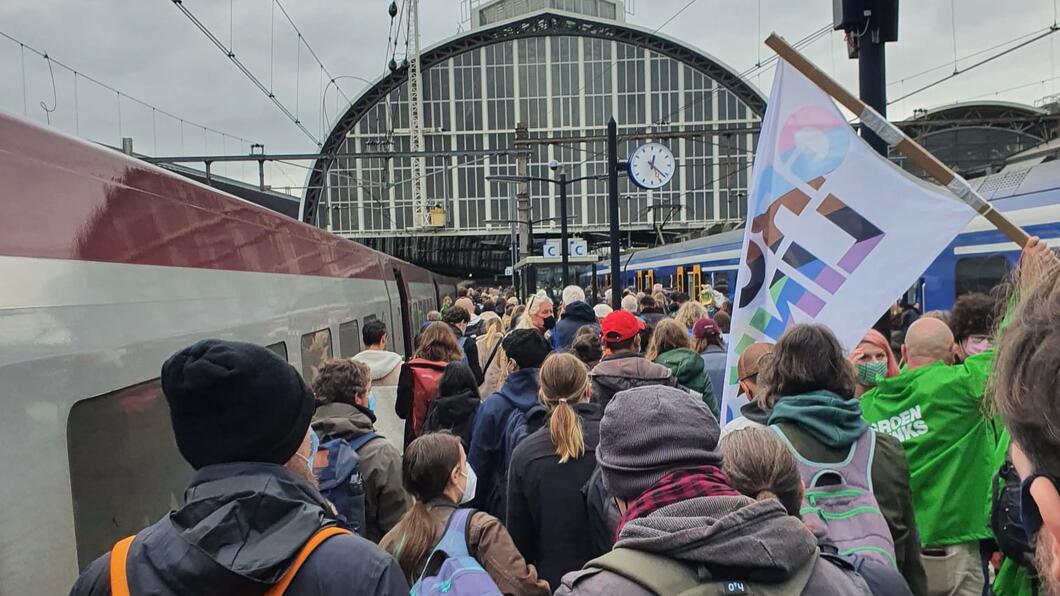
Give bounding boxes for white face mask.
[459,462,477,505]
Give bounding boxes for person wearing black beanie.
[161,339,316,468]
[70,338,410,596]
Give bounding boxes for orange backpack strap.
[109,535,135,596]
[264,526,352,596]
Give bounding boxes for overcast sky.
[2,0,1058,188]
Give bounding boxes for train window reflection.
[266,341,288,361]
[300,328,333,383]
[955,255,1009,298]
[339,321,361,357]
[67,379,192,569]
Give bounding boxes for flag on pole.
[719,59,978,425]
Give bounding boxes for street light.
[487,170,606,287]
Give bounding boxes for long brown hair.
[539,353,589,463]
[379,432,463,581]
[719,428,804,516]
[646,319,691,361]
[414,322,462,362]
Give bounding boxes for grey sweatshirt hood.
[353,349,403,380]
[616,495,818,582]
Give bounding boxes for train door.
[676,266,685,294]
[392,268,414,357]
[433,279,441,308]
[636,270,644,293]
[690,265,702,302]
[646,269,655,290]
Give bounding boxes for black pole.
[858,29,887,156]
[559,172,570,287]
[527,217,536,298]
[607,117,621,311]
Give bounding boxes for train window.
[300,328,333,383]
[955,255,1010,298]
[67,379,193,569]
[338,321,361,357]
[365,314,378,325]
[713,273,730,298]
[265,341,288,361]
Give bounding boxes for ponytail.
[379,432,463,582]
[549,399,586,463]
[385,500,437,582]
[539,353,589,464]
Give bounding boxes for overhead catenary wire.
[888,27,1054,88]
[889,25,1060,106]
[170,1,320,144]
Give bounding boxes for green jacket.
[860,351,1007,549]
[769,390,928,596]
[655,347,717,416]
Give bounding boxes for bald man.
[861,316,1004,596]
[902,318,957,370]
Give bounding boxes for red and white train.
[0,112,459,593]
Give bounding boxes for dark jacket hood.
[739,399,771,426]
[134,463,333,594]
[312,401,376,440]
[592,352,673,385]
[497,368,541,412]
[616,495,818,581]
[562,301,597,323]
[768,390,868,448]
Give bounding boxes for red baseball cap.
[602,310,645,342]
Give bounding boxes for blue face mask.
[306,430,320,475]
[368,391,377,412]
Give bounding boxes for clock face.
[627,142,675,190]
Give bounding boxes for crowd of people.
[69,238,1060,596]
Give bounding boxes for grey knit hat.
[597,385,722,500]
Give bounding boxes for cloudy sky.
[2,0,1058,188]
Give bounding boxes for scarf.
[616,465,740,538]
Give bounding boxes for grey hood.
[312,401,375,441]
[353,349,403,380]
[616,495,818,582]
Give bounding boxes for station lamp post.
[487,170,606,287]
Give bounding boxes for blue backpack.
[411,508,501,596]
[314,433,379,537]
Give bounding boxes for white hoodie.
[352,349,403,385]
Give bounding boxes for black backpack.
[992,460,1036,568]
[423,391,480,450]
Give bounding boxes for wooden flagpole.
[765,33,1031,247]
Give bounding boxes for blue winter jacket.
[554,301,599,350]
[467,368,542,518]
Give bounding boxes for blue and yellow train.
[593,159,1060,312]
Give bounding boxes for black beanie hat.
[502,329,552,369]
[161,339,315,469]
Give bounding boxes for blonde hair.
[675,301,709,331]
[516,295,548,330]
[646,319,691,361]
[538,353,589,463]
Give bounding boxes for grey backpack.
[771,426,898,570]
[585,548,818,595]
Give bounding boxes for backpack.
[411,508,502,596]
[583,547,818,595]
[408,359,448,438]
[314,432,380,537]
[992,460,1036,568]
[484,403,546,521]
[771,426,898,570]
[423,391,480,449]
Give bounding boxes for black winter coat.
[506,403,607,589]
[69,462,409,596]
[554,301,599,350]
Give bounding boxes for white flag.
[719,60,976,425]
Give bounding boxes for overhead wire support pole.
[608,117,622,311]
[765,33,1031,248]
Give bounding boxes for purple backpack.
[410,508,502,596]
[772,426,898,569]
